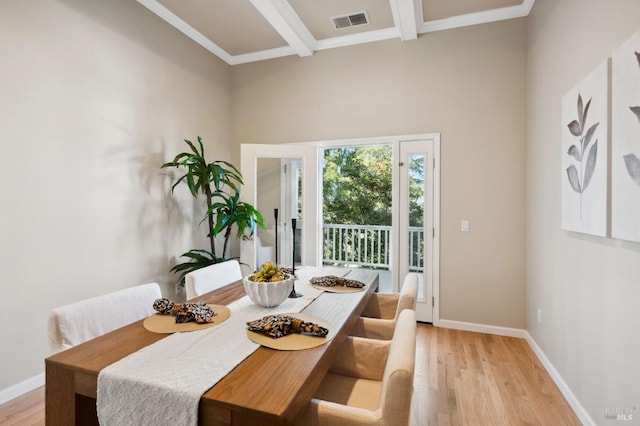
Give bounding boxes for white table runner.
[96,267,346,426]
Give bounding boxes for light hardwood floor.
[0,386,44,426]
[411,325,580,425]
[0,324,580,425]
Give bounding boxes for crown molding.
[138,0,536,65]
[230,46,298,66]
[421,0,534,33]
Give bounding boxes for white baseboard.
[524,332,596,426]
[436,319,594,425]
[437,318,528,338]
[0,372,45,406]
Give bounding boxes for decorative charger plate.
[246,313,335,351]
[311,284,366,293]
[143,304,231,333]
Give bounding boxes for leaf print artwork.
[623,106,640,183]
[560,59,608,236]
[623,154,640,185]
[608,34,640,240]
[623,52,640,186]
[566,93,600,194]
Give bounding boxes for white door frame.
[398,138,439,323]
[241,133,440,324]
[240,144,319,273]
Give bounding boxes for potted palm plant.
[162,136,265,282]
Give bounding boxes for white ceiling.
[137,0,535,65]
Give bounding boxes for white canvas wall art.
[561,60,609,236]
[612,30,640,242]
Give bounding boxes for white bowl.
[243,274,294,308]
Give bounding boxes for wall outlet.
[461,220,470,232]
[537,308,542,324]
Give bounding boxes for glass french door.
[242,136,439,324]
[398,139,436,323]
[240,144,319,272]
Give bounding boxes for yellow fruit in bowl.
[243,262,294,307]
[249,261,287,283]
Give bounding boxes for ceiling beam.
[522,0,536,15]
[316,28,400,52]
[248,0,316,57]
[389,0,419,41]
[137,0,536,66]
[136,0,233,64]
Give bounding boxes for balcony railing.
[323,224,424,271]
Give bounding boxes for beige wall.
[527,0,640,422]
[232,19,527,329]
[0,0,230,390]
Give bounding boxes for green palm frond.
[163,136,265,274]
[169,249,231,282]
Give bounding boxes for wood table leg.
[45,363,75,425]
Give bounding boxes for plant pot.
[243,274,294,308]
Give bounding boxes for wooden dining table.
[45,268,379,425]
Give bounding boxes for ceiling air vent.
[331,11,369,30]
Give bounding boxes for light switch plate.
[461,220,470,232]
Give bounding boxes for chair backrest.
[379,309,417,426]
[47,282,162,354]
[255,235,275,267]
[394,273,419,319]
[361,273,419,320]
[184,259,242,300]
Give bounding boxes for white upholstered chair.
[296,309,417,426]
[255,235,275,267]
[184,259,242,300]
[47,282,162,354]
[349,273,419,340]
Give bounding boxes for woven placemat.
[246,313,335,350]
[143,305,231,333]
